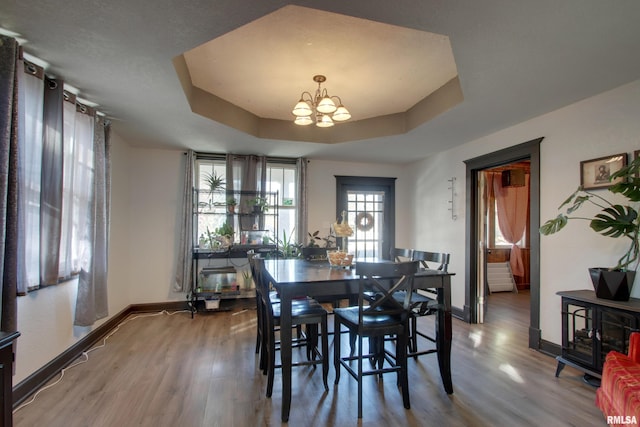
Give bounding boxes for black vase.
[589,268,636,301]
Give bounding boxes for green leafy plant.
[226,197,237,206]
[202,172,225,193]
[248,196,269,213]
[305,229,336,248]
[268,229,300,258]
[215,221,234,238]
[540,156,640,270]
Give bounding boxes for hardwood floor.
[14,292,606,426]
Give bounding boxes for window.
[17,60,100,291]
[491,199,525,248]
[194,157,298,245]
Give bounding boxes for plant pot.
[589,268,636,301]
[301,246,336,261]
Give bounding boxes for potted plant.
[540,156,640,300]
[213,221,235,249]
[201,172,225,207]
[202,172,225,193]
[248,196,269,214]
[301,229,337,260]
[226,197,237,214]
[267,229,300,258]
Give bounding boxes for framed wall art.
[580,153,627,190]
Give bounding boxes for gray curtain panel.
[296,158,308,246]
[40,77,64,285]
[0,35,19,332]
[227,154,267,231]
[174,150,194,293]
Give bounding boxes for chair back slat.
[391,248,413,262]
[356,261,419,323]
[411,250,450,272]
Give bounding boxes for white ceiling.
[2,1,640,163]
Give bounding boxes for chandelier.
[291,75,351,127]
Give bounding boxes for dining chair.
[402,250,450,359]
[248,252,306,373]
[333,260,419,418]
[253,255,329,397]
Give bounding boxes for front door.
[335,176,396,260]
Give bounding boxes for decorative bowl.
[327,250,354,268]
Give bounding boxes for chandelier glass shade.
[292,75,351,127]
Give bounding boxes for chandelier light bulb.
[294,115,313,126]
[316,96,337,114]
[332,105,351,121]
[292,100,312,117]
[316,114,334,128]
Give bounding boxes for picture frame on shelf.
[580,153,627,190]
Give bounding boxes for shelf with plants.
[193,189,279,250]
[191,187,278,313]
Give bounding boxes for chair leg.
[410,315,418,359]
[349,331,357,357]
[398,332,410,409]
[306,324,318,363]
[266,328,276,398]
[357,333,363,419]
[321,317,329,390]
[334,315,341,384]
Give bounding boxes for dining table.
[263,258,455,422]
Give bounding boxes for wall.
[409,78,640,345]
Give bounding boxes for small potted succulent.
[540,155,640,300]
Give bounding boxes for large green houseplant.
[540,156,640,300]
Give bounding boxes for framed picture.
[580,153,627,190]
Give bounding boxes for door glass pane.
[345,190,384,258]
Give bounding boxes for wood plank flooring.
[14,291,607,426]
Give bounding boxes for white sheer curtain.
[17,59,44,293]
[74,116,110,326]
[70,107,95,275]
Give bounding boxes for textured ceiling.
[183,6,457,121]
[2,1,640,163]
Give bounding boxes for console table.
[556,290,640,382]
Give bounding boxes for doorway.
[464,137,543,349]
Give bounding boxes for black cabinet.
[0,331,19,427]
[556,290,640,379]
